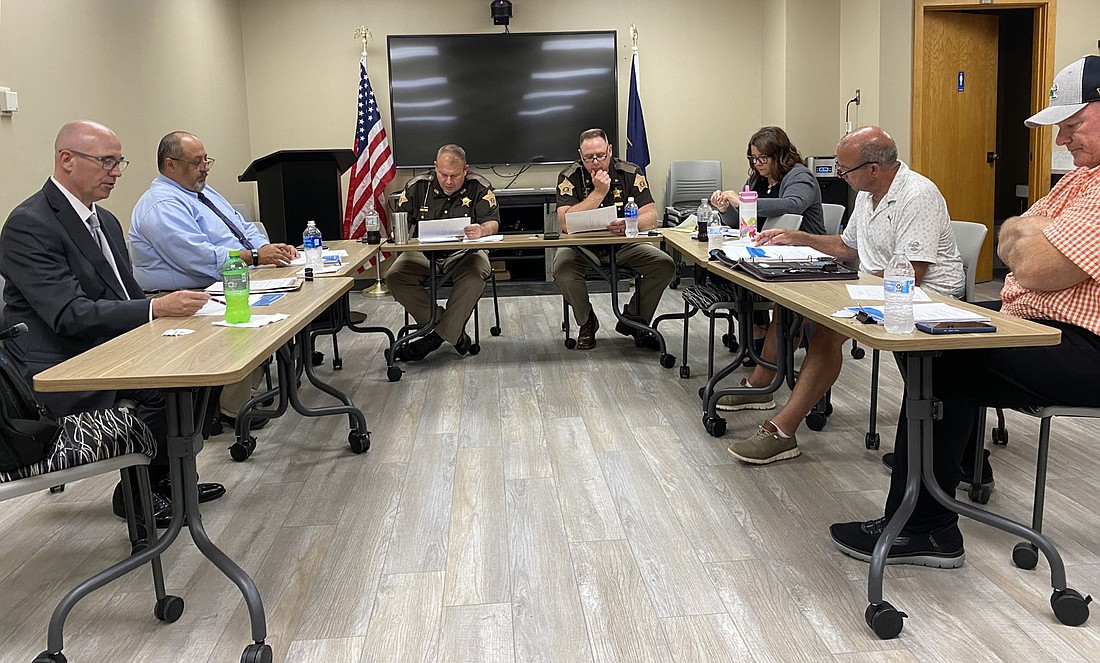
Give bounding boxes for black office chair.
[399,270,503,355]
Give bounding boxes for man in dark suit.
[0,120,215,525]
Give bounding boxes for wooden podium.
[239,149,355,244]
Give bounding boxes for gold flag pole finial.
[630,25,639,48]
[354,26,372,53]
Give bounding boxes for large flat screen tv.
[387,31,618,168]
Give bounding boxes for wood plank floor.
[2,288,1099,662]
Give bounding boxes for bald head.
[53,120,124,207]
[837,126,898,167]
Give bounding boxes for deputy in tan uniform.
[554,128,675,350]
[391,144,500,361]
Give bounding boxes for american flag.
[343,52,395,242]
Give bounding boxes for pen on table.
[211,296,226,304]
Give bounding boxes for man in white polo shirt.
[721,126,963,465]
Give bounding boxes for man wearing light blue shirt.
[130,131,298,428]
[130,131,298,291]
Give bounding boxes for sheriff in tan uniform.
[390,144,500,361]
[553,128,674,350]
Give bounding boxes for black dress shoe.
[453,330,473,356]
[396,331,445,361]
[614,312,659,351]
[219,413,269,431]
[157,476,226,504]
[576,311,599,350]
[112,482,175,529]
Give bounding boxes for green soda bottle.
[222,249,251,324]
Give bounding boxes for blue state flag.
[626,50,650,172]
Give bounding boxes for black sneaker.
[829,517,965,568]
[881,448,994,487]
[453,330,473,356]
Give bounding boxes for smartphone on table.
[915,321,997,334]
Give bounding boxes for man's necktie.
[197,191,255,251]
[89,211,129,299]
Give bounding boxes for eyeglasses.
[747,155,771,165]
[836,161,873,178]
[580,151,609,164]
[168,156,215,169]
[63,149,129,172]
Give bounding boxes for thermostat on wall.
[0,88,18,114]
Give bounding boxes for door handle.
[986,151,1000,163]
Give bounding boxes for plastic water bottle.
[695,198,711,242]
[303,220,323,269]
[624,197,639,237]
[883,249,915,334]
[738,186,758,240]
[707,207,724,251]
[364,207,381,245]
[222,249,251,324]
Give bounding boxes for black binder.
[708,249,858,282]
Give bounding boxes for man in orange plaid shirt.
[832,55,1100,568]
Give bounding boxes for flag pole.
[352,26,391,298]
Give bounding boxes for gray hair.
[436,144,467,165]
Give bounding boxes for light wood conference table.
[33,276,361,662]
[660,229,1087,639]
[382,231,676,381]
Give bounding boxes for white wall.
[3,0,1100,225]
[0,0,252,221]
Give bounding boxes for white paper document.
[564,206,616,233]
[846,284,933,302]
[196,294,273,316]
[719,242,832,261]
[464,234,504,243]
[205,277,300,295]
[212,313,290,328]
[418,217,472,242]
[911,303,991,323]
[289,249,348,267]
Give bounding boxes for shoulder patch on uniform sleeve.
[634,174,649,193]
[558,179,575,197]
[483,189,497,208]
[397,190,408,206]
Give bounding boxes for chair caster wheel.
[1051,588,1092,626]
[490,326,501,336]
[229,435,257,462]
[311,351,324,366]
[851,347,866,360]
[660,354,676,369]
[679,365,690,379]
[469,343,481,356]
[33,651,66,663]
[333,358,343,370]
[1012,542,1039,570]
[805,413,827,432]
[241,642,274,663]
[865,432,881,450]
[349,430,371,454]
[209,418,224,437]
[703,415,726,437]
[991,426,1009,446]
[49,485,65,494]
[564,338,577,350]
[155,595,185,623]
[387,366,403,382]
[865,601,907,639]
[968,482,991,504]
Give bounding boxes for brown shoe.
[576,311,599,350]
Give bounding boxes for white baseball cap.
[1025,55,1100,128]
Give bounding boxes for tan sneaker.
[716,378,775,411]
[727,421,800,465]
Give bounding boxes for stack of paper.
[845,302,990,324]
[205,277,300,295]
[720,242,832,261]
[419,217,471,242]
[846,284,933,302]
[563,206,615,233]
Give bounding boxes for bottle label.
[303,236,322,250]
[883,278,914,294]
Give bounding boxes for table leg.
[865,352,1091,638]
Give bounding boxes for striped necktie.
[198,192,255,251]
[88,211,129,299]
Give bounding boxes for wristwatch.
[249,249,259,266]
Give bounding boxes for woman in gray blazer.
[709,126,825,366]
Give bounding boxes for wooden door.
[918,12,998,281]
